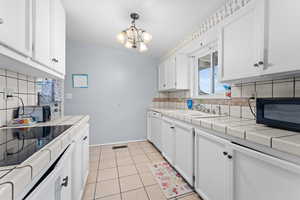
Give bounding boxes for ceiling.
[62,0,224,58]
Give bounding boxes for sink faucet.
[194,104,210,113]
[216,105,221,115]
[211,105,222,115]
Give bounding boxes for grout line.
[293,77,296,98]
[129,149,151,200]
[271,80,274,98]
[114,147,123,200]
[92,147,101,200]
[92,142,199,200]
[139,142,167,200]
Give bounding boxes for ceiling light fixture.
[117,13,152,52]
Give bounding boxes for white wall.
[64,40,158,145]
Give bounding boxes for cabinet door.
[174,123,193,185]
[161,120,175,164]
[158,63,166,91]
[60,144,74,200]
[0,0,32,56]
[230,144,300,200]
[195,129,231,200]
[175,54,189,90]
[81,125,90,185]
[33,0,51,67]
[26,169,57,200]
[166,56,176,90]
[219,0,265,82]
[147,113,152,142]
[27,144,74,200]
[151,116,162,151]
[72,133,83,200]
[262,0,300,75]
[50,0,66,74]
[150,117,157,147]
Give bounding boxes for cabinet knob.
[0,18,3,24]
[223,152,228,156]
[258,61,264,65]
[170,126,175,129]
[52,58,59,63]
[163,84,166,87]
[253,63,259,67]
[83,136,88,141]
[61,176,69,187]
[227,155,232,159]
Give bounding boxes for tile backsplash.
[152,77,300,120]
[0,69,38,126]
[0,69,64,127]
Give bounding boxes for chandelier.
[116,13,152,52]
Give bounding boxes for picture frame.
[72,74,88,88]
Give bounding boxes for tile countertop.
[0,115,90,200]
[148,108,300,159]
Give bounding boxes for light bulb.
[126,27,137,38]
[124,41,133,48]
[116,31,126,44]
[142,32,152,43]
[139,42,148,52]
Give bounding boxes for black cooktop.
[0,125,72,167]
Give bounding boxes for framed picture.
[72,74,88,88]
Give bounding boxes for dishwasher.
[149,111,162,151]
[25,144,74,200]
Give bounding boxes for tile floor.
[83,141,202,200]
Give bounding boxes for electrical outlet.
[251,92,258,99]
[4,88,14,100]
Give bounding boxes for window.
[194,51,228,97]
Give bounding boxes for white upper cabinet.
[50,0,66,75]
[158,53,189,91]
[220,0,300,83]
[0,0,32,56]
[0,0,66,79]
[166,55,176,90]
[219,0,265,82]
[158,62,166,91]
[262,0,300,76]
[32,0,51,67]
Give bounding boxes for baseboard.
[89,139,148,147]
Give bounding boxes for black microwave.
[256,98,300,132]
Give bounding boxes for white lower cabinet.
[81,125,90,185]
[230,144,300,200]
[161,118,176,165]
[174,121,194,185]
[194,128,300,200]
[194,129,231,200]
[72,124,90,200]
